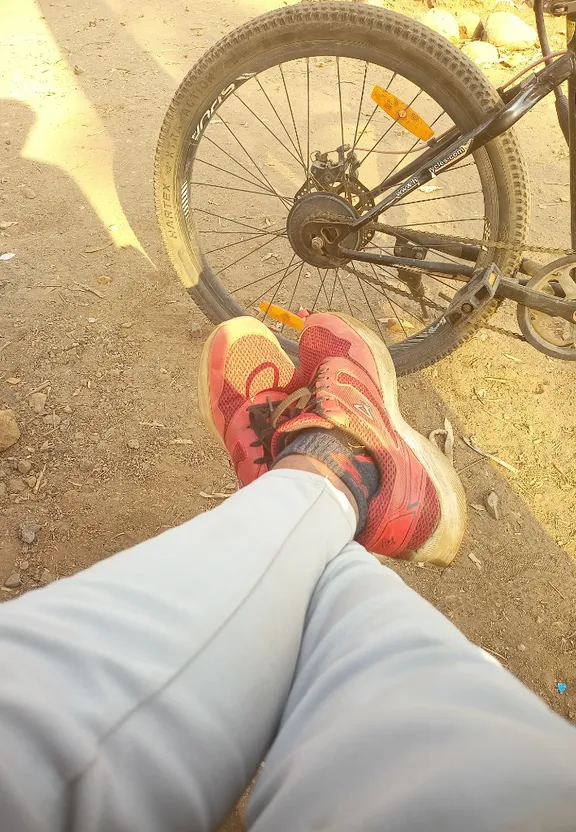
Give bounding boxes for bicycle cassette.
[516,255,576,360]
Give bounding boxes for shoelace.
[247,387,312,466]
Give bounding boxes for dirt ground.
[2,0,576,823]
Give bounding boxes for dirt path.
[1,0,576,820]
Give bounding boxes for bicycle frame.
[309,7,576,321]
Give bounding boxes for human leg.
[0,470,355,832]
[248,541,576,831]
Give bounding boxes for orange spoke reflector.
[259,302,305,331]
[370,87,434,142]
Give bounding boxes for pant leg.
[0,470,355,832]
[248,542,576,831]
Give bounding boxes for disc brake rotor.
[517,255,576,360]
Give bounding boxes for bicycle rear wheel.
[154,2,528,374]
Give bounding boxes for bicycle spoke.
[246,260,304,307]
[337,271,355,316]
[306,57,311,188]
[354,266,388,339]
[316,266,332,307]
[202,134,275,193]
[214,235,281,277]
[279,64,305,167]
[351,71,396,154]
[218,117,293,209]
[193,206,283,235]
[234,91,306,172]
[190,181,293,200]
[383,108,447,181]
[195,156,280,196]
[205,230,286,256]
[280,261,306,335]
[235,260,303,293]
[256,74,304,166]
[336,57,345,148]
[310,268,330,313]
[261,252,298,325]
[352,62,369,150]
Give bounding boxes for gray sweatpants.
[0,469,575,831]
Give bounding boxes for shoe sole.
[319,314,467,567]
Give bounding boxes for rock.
[459,11,483,40]
[21,186,36,199]
[4,572,22,589]
[485,12,537,49]
[40,441,50,451]
[24,475,36,488]
[18,519,40,544]
[421,9,459,42]
[43,413,61,428]
[78,457,93,471]
[0,482,5,498]
[17,459,32,475]
[7,477,26,493]
[189,322,202,336]
[0,410,20,451]
[462,41,499,66]
[484,490,500,520]
[28,392,47,414]
[19,560,29,571]
[39,568,53,585]
[63,405,72,414]
[126,438,140,450]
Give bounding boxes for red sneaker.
[198,317,304,486]
[276,313,466,566]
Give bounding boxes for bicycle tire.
[154,2,529,374]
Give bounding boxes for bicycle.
[154,0,576,374]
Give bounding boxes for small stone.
[63,405,72,414]
[28,392,47,414]
[421,9,459,42]
[23,475,36,488]
[43,413,61,428]
[17,460,32,475]
[104,427,115,439]
[536,615,544,624]
[519,643,526,652]
[8,477,26,493]
[484,490,500,520]
[40,441,50,451]
[459,11,483,40]
[127,438,140,450]
[3,572,22,589]
[121,321,134,329]
[21,185,36,199]
[19,560,29,571]
[18,520,40,544]
[74,431,85,441]
[39,568,53,585]
[485,12,537,49]
[189,322,202,336]
[0,410,20,452]
[78,457,93,471]
[462,41,499,66]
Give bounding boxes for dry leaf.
[0,252,16,261]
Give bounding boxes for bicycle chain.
[372,222,576,258]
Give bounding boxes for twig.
[33,464,46,494]
[25,380,50,398]
[481,644,507,662]
[73,282,105,299]
[169,438,194,445]
[83,241,114,254]
[461,436,519,474]
[0,340,13,355]
[548,580,567,601]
